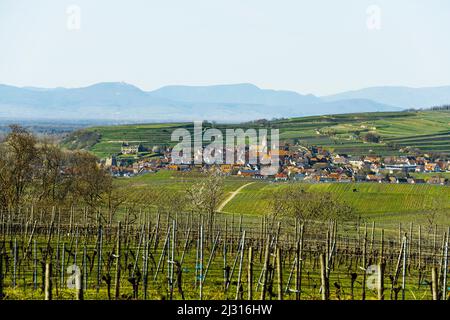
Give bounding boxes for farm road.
[217,182,254,212]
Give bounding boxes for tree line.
[0,125,227,226]
[0,125,112,213]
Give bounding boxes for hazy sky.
[1,0,450,95]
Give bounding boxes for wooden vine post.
[248,246,253,300]
[320,253,329,300]
[276,247,283,300]
[115,221,122,300]
[377,263,384,300]
[260,235,271,300]
[0,252,3,299]
[362,225,367,300]
[378,229,385,300]
[199,224,204,300]
[97,225,103,293]
[77,269,84,301]
[441,232,448,300]
[45,263,52,300]
[401,235,407,300]
[431,267,439,300]
[235,231,246,300]
[296,224,304,300]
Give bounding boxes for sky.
[0,0,450,96]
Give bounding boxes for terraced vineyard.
[62,110,450,158]
[62,123,192,158]
[273,110,450,155]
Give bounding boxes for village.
[104,141,450,185]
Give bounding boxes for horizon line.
[2,81,450,97]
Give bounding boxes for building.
[237,169,260,177]
[384,164,417,173]
[366,174,384,183]
[275,173,288,181]
[105,155,117,168]
[121,142,145,155]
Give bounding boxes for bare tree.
[64,150,112,213]
[0,125,38,211]
[0,125,121,221]
[424,198,445,233]
[186,171,224,239]
[33,141,67,206]
[269,186,355,223]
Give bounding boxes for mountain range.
[0,82,449,122]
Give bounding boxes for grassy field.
[115,170,251,193]
[221,181,450,226]
[411,172,450,181]
[114,171,450,227]
[62,110,450,158]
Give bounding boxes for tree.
[362,132,380,143]
[33,141,67,206]
[65,150,112,212]
[0,125,38,211]
[0,125,128,221]
[269,186,355,223]
[424,198,446,233]
[155,190,187,221]
[185,171,224,240]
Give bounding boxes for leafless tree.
[269,186,355,224]
[185,170,224,240]
[33,140,67,205]
[0,125,38,211]
[65,150,112,213]
[424,198,445,233]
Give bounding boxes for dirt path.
[217,182,254,212]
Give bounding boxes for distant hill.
[151,83,320,105]
[323,85,450,109]
[62,110,450,158]
[0,82,402,122]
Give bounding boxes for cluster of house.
[120,142,145,155]
[104,143,450,185]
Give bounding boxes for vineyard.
[116,171,450,226]
[1,207,449,300]
[63,111,450,158]
[221,182,450,225]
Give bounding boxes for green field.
[115,171,450,227]
[411,172,450,180]
[116,170,251,192]
[221,181,450,225]
[62,110,450,158]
